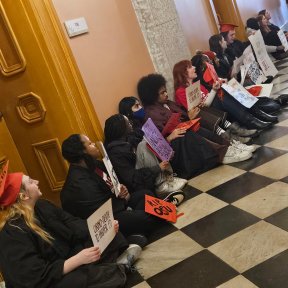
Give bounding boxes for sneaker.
[221,131,251,144]
[126,234,148,248]
[227,122,258,137]
[117,244,142,266]
[156,176,187,195]
[163,191,185,206]
[222,146,252,164]
[231,140,257,153]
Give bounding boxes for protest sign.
[186,81,202,111]
[142,118,174,161]
[145,194,177,223]
[87,199,115,253]
[222,78,258,108]
[231,55,244,77]
[97,141,121,196]
[277,30,288,52]
[245,83,273,97]
[249,30,278,77]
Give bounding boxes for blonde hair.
[0,187,53,244]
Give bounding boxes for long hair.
[0,188,53,244]
[62,134,96,171]
[104,114,128,146]
[209,34,224,55]
[173,60,191,91]
[137,74,166,106]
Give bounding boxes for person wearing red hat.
[220,23,248,61]
[0,161,143,288]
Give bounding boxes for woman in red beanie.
[0,161,138,288]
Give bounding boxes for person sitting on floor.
[0,162,137,288]
[60,134,164,237]
[104,113,186,204]
[119,96,188,194]
[137,74,253,179]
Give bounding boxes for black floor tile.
[281,176,288,184]
[181,205,259,247]
[243,249,288,288]
[265,208,288,232]
[147,221,178,245]
[147,250,238,288]
[253,126,288,145]
[207,172,274,203]
[182,184,202,201]
[228,146,286,171]
[125,270,144,288]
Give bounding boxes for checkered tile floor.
[126,58,288,288]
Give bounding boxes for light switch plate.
[64,17,88,38]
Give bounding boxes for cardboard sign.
[231,55,244,77]
[249,30,278,77]
[142,118,174,161]
[277,30,288,52]
[87,199,115,253]
[186,81,202,111]
[222,78,258,108]
[145,194,177,223]
[97,141,121,197]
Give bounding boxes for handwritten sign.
[186,81,202,111]
[222,78,258,108]
[87,199,115,253]
[249,30,278,77]
[277,30,288,52]
[142,118,174,161]
[97,141,121,197]
[231,55,244,77]
[145,194,177,222]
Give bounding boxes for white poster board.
[97,141,121,197]
[249,30,278,77]
[222,78,258,108]
[245,83,273,98]
[87,199,115,253]
[277,30,288,52]
[186,81,202,111]
[231,55,244,77]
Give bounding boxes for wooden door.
[0,0,102,204]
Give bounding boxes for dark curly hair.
[137,74,166,106]
[118,96,138,119]
[209,34,224,56]
[62,134,96,170]
[104,114,128,146]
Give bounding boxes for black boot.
[243,113,273,130]
[250,107,278,123]
[256,97,281,113]
[275,94,288,106]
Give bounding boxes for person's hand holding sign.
[188,106,200,119]
[166,128,187,142]
[118,184,130,201]
[212,80,221,91]
[114,220,119,233]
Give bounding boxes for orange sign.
[145,194,177,223]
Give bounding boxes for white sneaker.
[222,145,252,164]
[231,140,257,153]
[163,191,185,206]
[116,244,142,266]
[156,175,187,194]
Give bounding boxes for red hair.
[173,60,192,91]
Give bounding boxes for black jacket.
[61,162,127,219]
[106,140,160,192]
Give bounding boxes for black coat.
[0,200,127,288]
[215,52,233,79]
[61,162,127,219]
[106,140,160,192]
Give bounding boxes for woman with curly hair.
[137,74,253,178]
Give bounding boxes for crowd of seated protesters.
[1,7,288,288]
